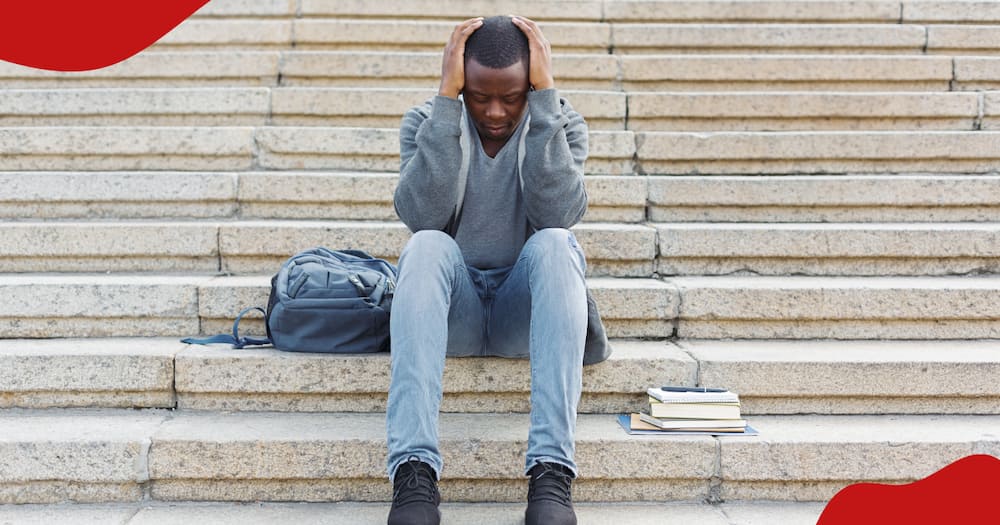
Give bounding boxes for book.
[647,386,740,404]
[617,414,759,436]
[638,412,747,432]
[648,398,742,420]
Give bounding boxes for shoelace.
[527,463,573,504]
[393,458,439,506]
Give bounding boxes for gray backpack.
[183,247,397,353]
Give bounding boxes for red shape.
[0,0,209,71]
[818,454,1000,524]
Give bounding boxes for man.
[386,15,608,525]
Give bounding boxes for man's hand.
[438,17,483,99]
[511,15,554,91]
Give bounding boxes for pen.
[660,386,728,393]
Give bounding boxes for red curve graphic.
[0,0,209,71]
[818,454,1000,524]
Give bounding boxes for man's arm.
[395,97,464,232]
[520,90,589,229]
[394,18,483,232]
[513,16,588,229]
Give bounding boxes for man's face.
[463,57,530,147]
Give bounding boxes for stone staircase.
[2,0,1000,523]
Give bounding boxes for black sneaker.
[387,457,441,525]
[525,462,577,525]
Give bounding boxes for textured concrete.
[903,1,1000,23]
[117,502,752,525]
[0,53,281,88]
[174,341,695,413]
[955,57,1000,89]
[0,503,135,525]
[622,55,952,91]
[926,25,1000,54]
[0,88,270,126]
[154,20,293,49]
[0,410,168,503]
[0,223,219,272]
[628,92,979,131]
[980,92,1000,130]
[605,1,900,22]
[719,415,1000,500]
[613,24,924,54]
[0,127,255,171]
[636,131,1000,174]
[0,275,207,338]
[655,222,1000,276]
[0,172,237,219]
[193,0,295,17]
[673,276,1000,339]
[681,340,1000,414]
[0,339,178,409]
[648,175,1000,223]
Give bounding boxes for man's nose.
[485,99,504,119]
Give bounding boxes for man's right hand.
[438,17,483,99]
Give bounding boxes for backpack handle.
[181,306,271,349]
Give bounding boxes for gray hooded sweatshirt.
[394,88,610,365]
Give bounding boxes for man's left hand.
[512,15,554,91]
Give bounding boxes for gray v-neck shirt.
[453,114,529,269]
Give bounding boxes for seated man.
[386,15,607,525]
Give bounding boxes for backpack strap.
[181,306,271,349]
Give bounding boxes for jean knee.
[399,230,463,272]
[521,228,585,267]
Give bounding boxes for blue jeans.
[386,228,588,480]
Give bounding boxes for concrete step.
[2,409,997,503]
[4,172,995,224]
[628,91,982,131]
[622,54,953,91]
[10,127,1000,175]
[613,24,925,54]
[0,501,827,525]
[304,0,901,24]
[673,275,1000,339]
[6,338,999,416]
[152,18,986,56]
[0,127,634,174]
[0,221,656,277]
[4,220,1000,277]
[176,339,1000,415]
[648,175,1000,223]
[683,339,1000,415]
[0,338,694,413]
[636,131,1000,174]
[0,172,645,223]
[655,222,1000,276]
[4,275,1000,340]
[0,275,675,339]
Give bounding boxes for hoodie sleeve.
[394,96,465,232]
[519,88,589,230]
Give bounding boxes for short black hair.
[464,16,529,70]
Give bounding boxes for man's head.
[463,16,531,148]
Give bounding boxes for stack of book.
[626,386,748,434]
